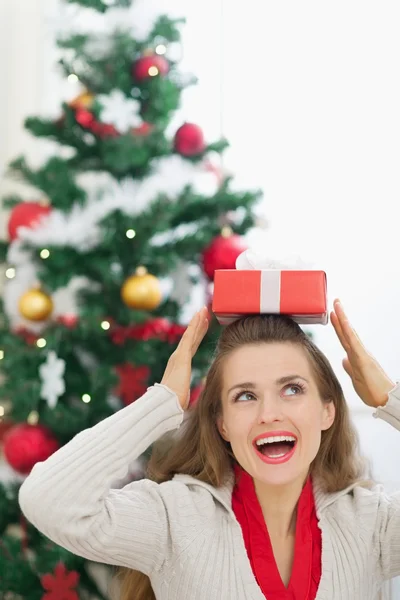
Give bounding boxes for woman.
[19,300,400,600]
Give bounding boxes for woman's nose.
[257,396,284,425]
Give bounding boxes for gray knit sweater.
[19,382,400,599]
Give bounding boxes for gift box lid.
[212,268,328,325]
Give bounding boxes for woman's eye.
[283,384,304,396]
[235,391,255,402]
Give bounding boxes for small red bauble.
[57,314,79,329]
[174,123,206,157]
[8,202,52,241]
[133,55,169,81]
[74,108,119,138]
[3,423,60,475]
[201,233,248,281]
[74,108,96,129]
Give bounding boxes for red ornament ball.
[174,123,206,157]
[3,423,60,475]
[133,54,169,81]
[57,314,79,329]
[75,108,96,129]
[8,202,52,241]
[202,233,248,280]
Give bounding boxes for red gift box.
[212,269,328,325]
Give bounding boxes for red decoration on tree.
[190,382,205,406]
[201,232,248,281]
[110,318,186,346]
[132,122,153,136]
[56,314,79,329]
[174,123,206,157]
[74,109,119,138]
[3,424,60,475]
[74,108,95,129]
[41,562,80,600]
[132,54,169,81]
[92,121,119,138]
[8,202,52,241]
[14,326,39,345]
[115,363,150,406]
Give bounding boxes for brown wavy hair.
[113,315,365,600]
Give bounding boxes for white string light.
[27,411,39,425]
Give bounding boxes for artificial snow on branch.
[10,157,219,251]
[39,351,66,409]
[97,91,143,133]
[49,0,187,40]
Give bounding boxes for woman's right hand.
[161,306,209,409]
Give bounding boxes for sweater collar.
[172,471,360,517]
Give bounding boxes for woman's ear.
[217,416,230,442]
[321,400,336,431]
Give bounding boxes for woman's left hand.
[330,299,395,408]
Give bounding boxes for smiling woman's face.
[217,342,335,488]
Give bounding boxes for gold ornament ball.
[121,272,162,310]
[19,289,54,321]
[69,91,94,110]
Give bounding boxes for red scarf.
[232,467,321,599]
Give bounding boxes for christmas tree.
[0,0,262,597]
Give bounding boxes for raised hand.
[161,306,209,409]
[330,299,395,408]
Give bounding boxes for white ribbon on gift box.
[235,250,306,313]
[214,250,327,326]
[235,249,313,271]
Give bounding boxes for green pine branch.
[66,0,131,12]
[146,16,186,46]
[8,156,87,210]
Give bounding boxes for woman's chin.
[247,459,309,488]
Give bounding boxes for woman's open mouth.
[252,432,297,465]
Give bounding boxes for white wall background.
[183,0,400,477]
[1,0,400,595]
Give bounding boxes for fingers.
[331,299,366,359]
[330,308,350,353]
[191,309,209,356]
[177,307,209,356]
